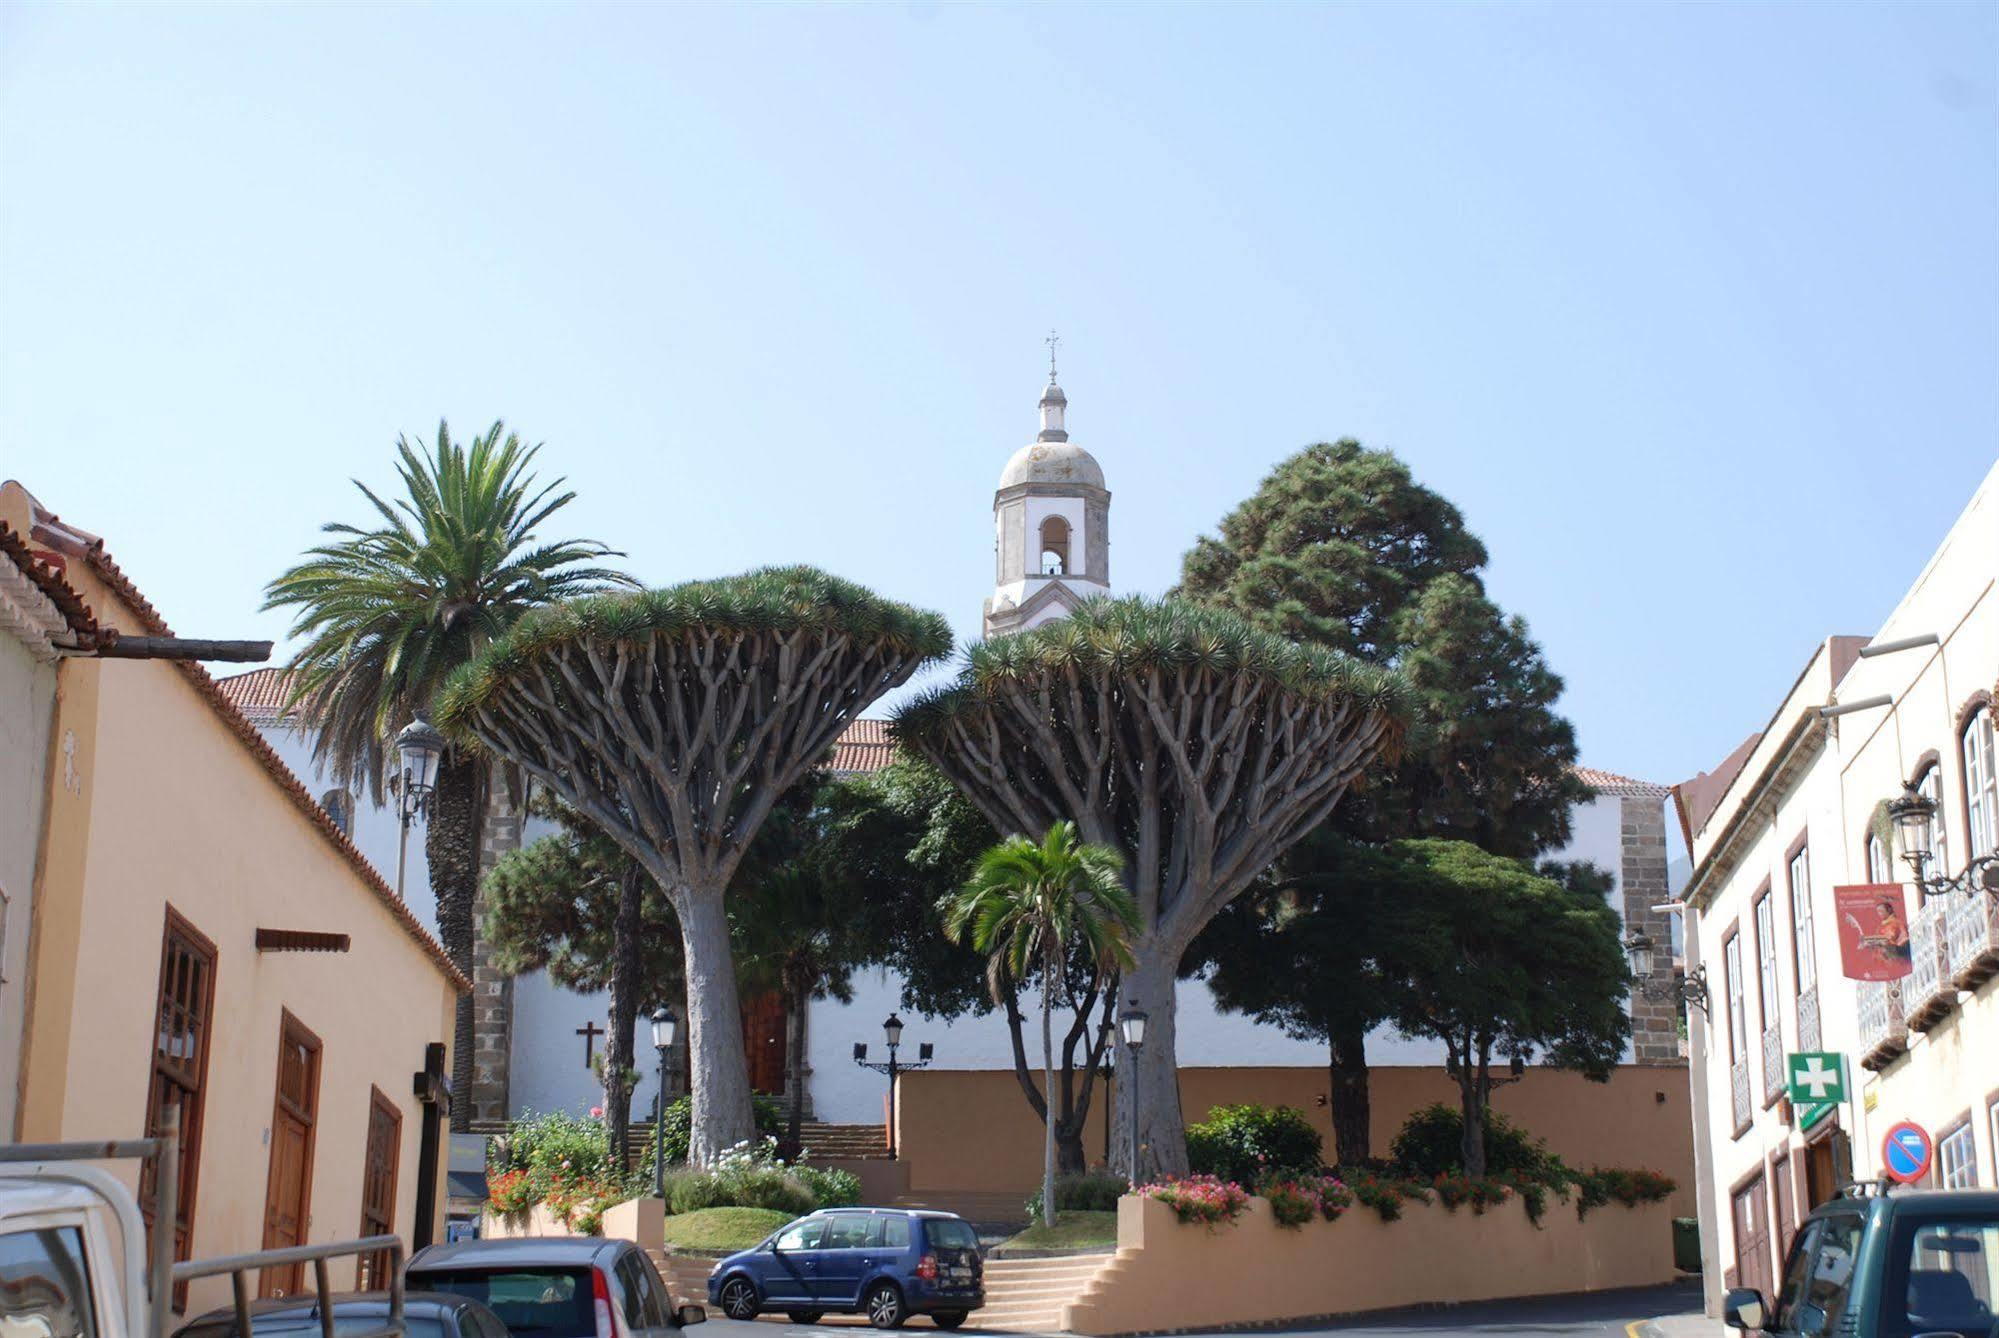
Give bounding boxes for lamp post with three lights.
[650,1006,678,1198]
[391,717,445,901]
[853,1014,930,1161]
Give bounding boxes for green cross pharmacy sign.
[1786,1052,1847,1129]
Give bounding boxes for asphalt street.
[697,1278,1714,1338]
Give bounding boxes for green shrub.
[492,1110,615,1181]
[653,1095,786,1166]
[1388,1104,1559,1180]
[1342,1169,1429,1222]
[795,1165,863,1208]
[1186,1104,1323,1185]
[1025,1173,1129,1219]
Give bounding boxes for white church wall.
[991,495,1093,615]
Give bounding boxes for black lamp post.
[1888,782,1999,899]
[1622,929,1710,1016]
[853,1013,931,1160]
[650,1005,677,1199]
[391,716,444,901]
[1118,1002,1147,1184]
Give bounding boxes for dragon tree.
[437,568,951,1163]
[893,596,1405,1179]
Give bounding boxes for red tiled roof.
[26,507,469,995]
[215,665,294,724]
[829,718,895,774]
[1571,765,1670,799]
[0,520,101,645]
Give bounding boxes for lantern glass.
[1119,1006,1149,1050]
[395,717,446,796]
[883,1014,904,1047]
[650,1006,678,1052]
[1888,784,1937,869]
[1623,931,1654,979]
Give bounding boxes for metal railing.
[1797,984,1822,1053]
[1904,897,1952,1026]
[1944,886,1997,981]
[0,1106,403,1338]
[1731,1058,1752,1128]
[1856,979,1903,1054]
[1760,1027,1783,1104]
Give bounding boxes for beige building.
[1676,460,1998,1310]
[0,480,466,1313]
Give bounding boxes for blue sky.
[2,2,1993,798]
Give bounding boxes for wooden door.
[1732,1174,1774,1300]
[356,1088,401,1290]
[1771,1154,1797,1263]
[260,1012,322,1297]
[742,992,787,1096]
[1805,1137,1838,1209]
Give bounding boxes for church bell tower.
[983,341,1111,637]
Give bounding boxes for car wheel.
[931,1312,968,1330]
[718,1276,761,1321]
[784,1312,825,1325]
[865,1282,906,1330]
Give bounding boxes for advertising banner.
[1833,883,1913,981]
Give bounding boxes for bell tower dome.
[984,341,1111,638]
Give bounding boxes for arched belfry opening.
[1039,516,1071,575]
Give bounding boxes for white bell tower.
[983,337,1111,638]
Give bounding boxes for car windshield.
[924,1220,977,1251]
[1902,1217,1999,1335]
[410,1269,595,1338]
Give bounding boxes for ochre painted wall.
[4,483,461,1315]
[1065,1191,1678,1335]
[895,1063,1695,1214]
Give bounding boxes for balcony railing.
[1944,885,1999,990]
[1857,979,1907,1070]
[1761,1026,1783,1105]
[1797,984,1821,1053]
[1731,1058,1752,1130]
[1904,897,1956,1031]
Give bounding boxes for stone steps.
[799,1122,890,1160]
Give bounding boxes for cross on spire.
[1045,329,1060,384]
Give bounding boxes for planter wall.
[1062,1192,1677,1335]
[479,1198,664,1248]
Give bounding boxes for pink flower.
[589,1106,604,1119]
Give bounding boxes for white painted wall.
[258,723,439,926]
[992,495,1103,619]
[0,631,55,1136]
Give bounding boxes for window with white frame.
[1725,932,1747,1062]
[1755,893,1780,1033]
[1965,705,1997,859]
[1789,845,1817,994]
[1938,1120,1978,1190]
[1866,833,1891,884]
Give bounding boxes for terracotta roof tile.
[1571,765,1671,799]
[829,718,896,774]
[0,520,101,645]
[215,665,294,724]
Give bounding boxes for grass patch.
[660,1206,795,1252]
[999,1210,1118,1252]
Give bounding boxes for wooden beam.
[94,635,273,662]
[255,929,351,954]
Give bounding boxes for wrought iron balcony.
[1731,1058,1752,1130]
[1904,897,1957,1031]
[1944,884,1999,991]
[1797,984,1821,1053]
[1761,1026,1783,1106]
[1857,979,1907,1070]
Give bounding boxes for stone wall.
[471,768,523,1125]
[1621,792,1683,1064]
[1064,1192,1679,1335]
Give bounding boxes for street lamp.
[650,1006,678,1199]
[1889,781,1999,900]
[391,716,445,900]
[1118,1003,1147,1183]
[1622,929,1711,1016]
[854,1014,930,1160]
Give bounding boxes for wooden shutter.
[141,907,218,1310]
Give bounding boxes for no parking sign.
[1881,1121,1933,1184]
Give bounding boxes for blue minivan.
[707,1208,984,1329]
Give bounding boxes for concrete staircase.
[975,1253,1114,1333]
[799,1122,890,1160]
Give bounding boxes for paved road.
[699,1278,1714,1338]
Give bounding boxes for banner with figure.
[1834,883,1912,980]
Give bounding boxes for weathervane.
[1045,329,1060,383]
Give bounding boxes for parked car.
[706,1208,984,1329]
[1724,1183,1999,1337]
[175,1293,507,1338]
[407,1238,705,1338]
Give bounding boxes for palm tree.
[943,821,1138,1228]
[265,421,634,1127]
